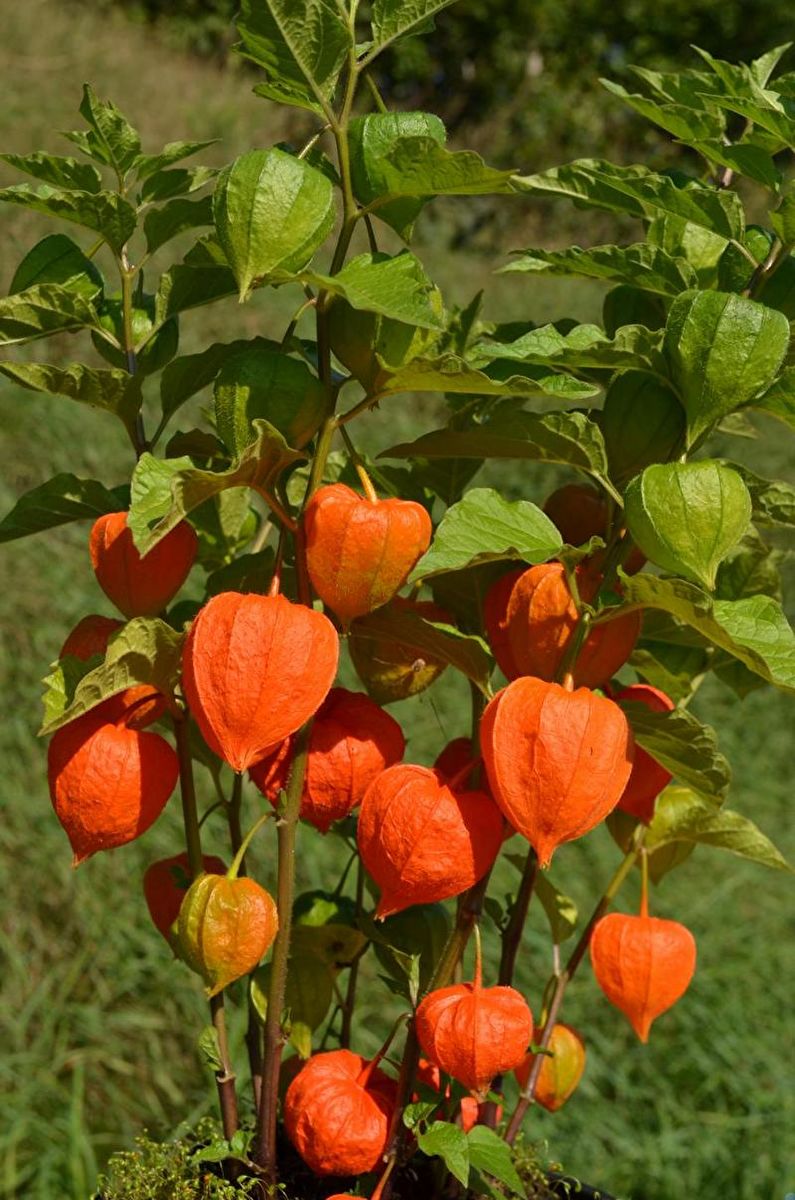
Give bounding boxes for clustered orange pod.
[590,902,697,1042]
[481,677,634,866]
[483,567,525,680]
[415,1058,498,1131]
[89,512,197,618]
[143,852,226,943]
[284,1049,398,1176]
[60,614,166,729]
[177,871,279,996]
[416,968,533,1097]
[182,592,338,772]
[358,764,504,917]
[615,684,675,823]
[48,709,179,864]
[60,613,123,660]
[514,1023,586,1112]
[500,563,641,688]
[303,483,432,623]
[433,736,477,784]
[249,687,405,832]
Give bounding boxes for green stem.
[252,722,312,1176]
[504,839,642,1144]
[340,859,365,1048]
[228,810,272,880]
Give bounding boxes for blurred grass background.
[0,3,793,1199]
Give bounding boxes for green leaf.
[197,1025,223,1073]
[602,370,685,487]
[135,139,218,180]
[297,251,444,330]
[715,531,784,602]
[624,461,752,590]
[0,184,137,255]
[0,284,101,345]
[78,84,141,177]
[726,464,795,529]
[0,474,121,543]
[369,0,458,60]
[349,604,494,695]
[155,260,237,323]
[751,366,795,430]
[770,194,795,245]
[128,421,304,554]
[503,243,698,296]
[410,487,562,582]
[663,290,790,445]
[0,361,142,441]
[480,321,662,373]
[158,337,277,430]
[417,1122,469,1187]
[512,161,745,241]
[40,617,184,734]
[600,79,725,143]
[139,165,217,204]
[467,1127,524,1197]
[532,871,578,944]
[214,347,325,455]
[143,194,214,255]
[374,137,515,199]
[619,701,730,801]
[251,956,334,1059]
[647,213,728,288]
[618,574,795,692]
[688,141,782,190]
[236,0,351,114]
[9,234,103,299]
[349,112,447,239]
[646,787,792,872]
[213,148,335,298]
[382,410,612,491]
[1,151,102,193]
[205,549,274,597]
[373,353,598,402]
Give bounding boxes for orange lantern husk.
[303,483,432,623]
[143,852,227,943]
[249,687,405,832]
[182,591,339,773]
[483,567,526,680]
[615,684,675,823]
[357,763,504,917]
[89,511,197,618]
[284,1049,398,1176]
[514,1022,586,1112]
[481,676,634,867]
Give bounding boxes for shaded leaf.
[0,184,136,255]
[467,1127,524,1197]
[349,604,494,694]
[0,284,101,345]
[143,194,214,255]
[1,151,102,193]
[9,234,103,299]
[0,474,121,543]
[0,361,142,440]
[417,1122,469,1187]
[503,242,698,296]
[647,787,792,872]
[619,701,730,801]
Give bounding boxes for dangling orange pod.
[89,512,197,618]
[284,1049,398,1175]
[481,677,634,867]
[59,614,166,729]
[415,1058,501,1130]
[357,763,504,917]
[514,1022,586,1112]
[143,852,227,944]
[615,684,675,823]
[182,592,338,772]
[249,687,405,832]
[303,483,432,623]
[590,907,696,1042]
[416,969,533,1097]
[504,562,641,688]
[60,613,123,660]
[48,710,179,864]
[483,567,525,680]
[176,871,278,996]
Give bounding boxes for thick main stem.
[252,724,311,1174]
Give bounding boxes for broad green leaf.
[503,243,698,296]
[159,336,278,429]
[296,251,444,330]
[190,489,258,572]
[143,194,213,255]
[369,0,457,60]
[135,139,218,180]
[349,112,446,239]
[751,366,795,430]
[697,91,795,150]
[715,531,784,602]
[624,461,752,590]
[727,464,795,528]
[206,550,274,597]
[749,43,793,87]
[600,79,725,143]
[214,348,325,455]
[0,152,102,193]
[128,421,304,554]
[663,290,790,444]
[213,148,335,298]
[0,284,101,345]
[410,487,562,581]
[532,871,578,944]
[480,322,662,373]
[617,574,795,692]
[512,161,745,242]
[602,370,685,486]
[370,904,451,992]
[9,234,103,299]
[417,1122,469,1187]
[374,137,514,199]
[467,1127,524,1197]
[0,474,121,543]
[236,0,351,114]
[155,261,237,322]
[40,617,184,734]
[770,194,795,244]
[78,84,141,177]
[688,141,781,190]
[0,362,142,440]
[251,957,334,1059]
[349,604,494,695]
[382,410,612,490]
[646,213,727,288]
[139,165,217,204]
[646,787,792,872]
[0,184,136,255]
[374,353,598,402]
[619,701,730,801]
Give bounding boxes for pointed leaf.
[647,787,792,872]
[480,321,662,373]
[503,243,698,296]
[78,84,141,177]
[411,487,562,581]
[0,474,121,543]
[374,137,514,198]
[298,251,443,329]
[0,184,136,254]
[139,165,217,204]
[9,234,103,299]
[349,604,493,694]
[143,194,214,255]
[236,0,351,114]
[373,354,597,401]
[466,1127,524,1196]
[0,284,101,345]
[0,361,142,439]
[369,0,458,59]
[532,871,578,944]
[417,1123,469,1187]
[619,700,730,801]
[135,140,218,180]
[1,151,102,193]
